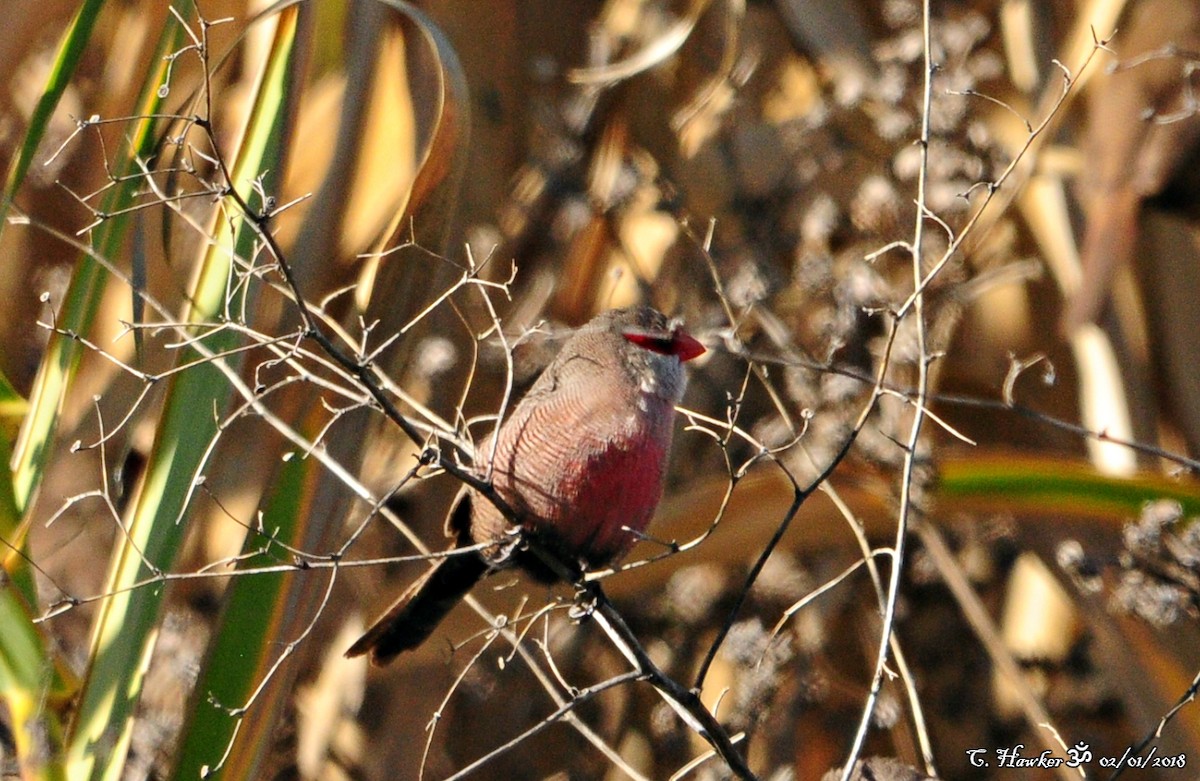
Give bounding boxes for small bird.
[346,306,705,664]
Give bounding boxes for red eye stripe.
[622,330,705,362]
[623,332,675,354]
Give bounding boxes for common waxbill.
[346,306,705,664]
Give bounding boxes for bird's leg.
[568,583,598,621]
[490,525,525,565]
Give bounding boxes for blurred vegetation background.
[2,0,1200,779]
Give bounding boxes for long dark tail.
[345,551,488,665]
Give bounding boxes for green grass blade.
[172,3,470,775]
[10,6,187,515]
[0,367,29,568]
[170,444,312,780]
[0,0,105,234]
[63,7,298,780]
[1,21,182,754]
[0,590,69,781]
[939,454,1200,520]
[1,393,70,781]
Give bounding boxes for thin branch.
[588,583,757,780]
